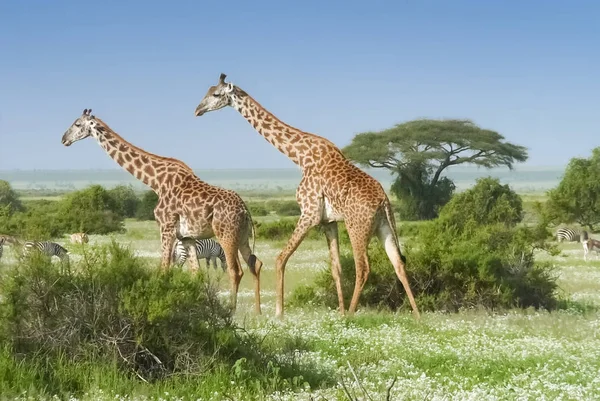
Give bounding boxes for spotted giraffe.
[194,74,420,319]
[61,109,263,313]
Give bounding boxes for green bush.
[12,200,65,239]
[255,218,323,241]
[246,202,269,217]
[0,242,325,397]
[136,190,158,221]
[60,185,124,234]
[0,180,23,214]
[440,177,523,228]
[265,200,301,216]
[107,185,140,218]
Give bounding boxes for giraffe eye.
[213,93,221,97]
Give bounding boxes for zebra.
[556,228,583,242]
[172,238,227,271]
[70,232,89,244]
[0,237,4,260]
[23,241,70,264]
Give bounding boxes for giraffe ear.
[219,73,227,84]
[226,83,234,93]
[83,109,88,115]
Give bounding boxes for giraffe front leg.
[160,225,176,271]
[275,214,320,319]
[186,242,199,273]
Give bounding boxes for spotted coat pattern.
[61,110,264,314]
[194,74,420,319]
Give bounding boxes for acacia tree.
[545,148,600,231]
[343,119,528,219]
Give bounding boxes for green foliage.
[440,177,524,229]
[343,119,528,220]
[255,218,319,241]
[292,180,558,312]
[60,185,124,234]
[0,180,23,214]
[136,190,158,221]
[9,200,65,239]
[545,148,600,230]
[391,175,455,220]
[246,202,269,216]
[0,242,325,397]
[267,200,301,216]
[107,185,140,218]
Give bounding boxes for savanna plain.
[0,168,599,401]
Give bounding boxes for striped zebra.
[172,238,227,271]
[23,241,70,263]
[556,228,583,242]
[70,232,89,244]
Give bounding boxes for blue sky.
[0,0,598,170]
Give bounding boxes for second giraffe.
[194,73,421,319]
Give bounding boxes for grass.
[2,203,600,400]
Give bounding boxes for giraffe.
[61,109,264,313]
[194,74,421,319]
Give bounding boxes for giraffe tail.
[383,198,406,264]
[244,203,258,274]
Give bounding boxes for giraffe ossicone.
[60,108,264,314]
[194,73,421,320]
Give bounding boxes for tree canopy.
[343,119,528,219]
[545,148,600,230]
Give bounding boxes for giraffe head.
[61,109,99,146]
[194,73,236,117]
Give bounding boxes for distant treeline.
[0,181,303,240]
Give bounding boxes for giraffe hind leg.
[323,222,345,314]
[376,219,420,319]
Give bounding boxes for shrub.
[136,190,158,221]
[255,218,323,241]
[246,202,269,217]
[0,180,23,214]
[107,185,140,218]
[12,200,65,239]
[60,185,124,234]
[265,200,301,216]
[0,242,325,396]
[440,177,523,228]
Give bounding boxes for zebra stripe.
[0,237,4,260]
[23,241,70,262]
[556,228,582,242]
[172,238,227,271]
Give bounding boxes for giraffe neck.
[231,89,310,167]
[92,121,164,191]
